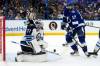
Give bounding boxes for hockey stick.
[11,41,32,48]
[72,37,82,48]
[11,41,61,56]
[64,26,82,48]
[44,50,60,56]
[85,24,100,29]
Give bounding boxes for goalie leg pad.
[20,41,34,53]
[16,53,47,62]
[31,39,41,53]
[38,40,48,49]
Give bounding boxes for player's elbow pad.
[63,17,67,23]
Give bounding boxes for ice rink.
[5,35,100,66]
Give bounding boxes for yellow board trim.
[6,33,25,36]
[5,32,99,36]
[86,33,98,36]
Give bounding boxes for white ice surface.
[4,35,100,66]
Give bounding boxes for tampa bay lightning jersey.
[63,7,85,29]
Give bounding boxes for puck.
[54,49,56,52]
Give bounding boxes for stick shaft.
[11,41,60,56]
[11,41,31,48]
[86,25,100,29]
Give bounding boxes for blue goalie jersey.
[63,7,85,29]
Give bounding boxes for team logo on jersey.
[49,21,57,30]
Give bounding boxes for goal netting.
[0,16,5,61]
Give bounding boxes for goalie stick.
[11,41,61,56]
[11,41,32,47]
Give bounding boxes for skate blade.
[70,54,80,56]
[92,55,98,58]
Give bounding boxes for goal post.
[0,16,6,61]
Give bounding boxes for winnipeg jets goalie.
[15,19,48,62]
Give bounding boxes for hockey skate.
[83,52,91,57]
[17,51,24,55]
[70,51,79,56]
[88,52,98,58]
[16,45,47,62]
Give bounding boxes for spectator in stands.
[7,9,15,20]
[19,7,27,19]
[97,8,100,20]
[3,0,100,20]
[21,0,29,10]
[15,12,22,20]
[28,7,36,20]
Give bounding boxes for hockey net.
[0,16,5,61]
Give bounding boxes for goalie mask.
[35,20,43,29]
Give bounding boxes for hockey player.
[61,4,89,57]
[88,29,100,57]
[18,19,47,55]
[15,19,48,62]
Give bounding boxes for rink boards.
[6,20,100,36]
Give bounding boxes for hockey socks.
[71,44,78,51]
[94,42,100,53]
[70,44,79,55]
[81,46,90,57]
[82,46,87,53]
